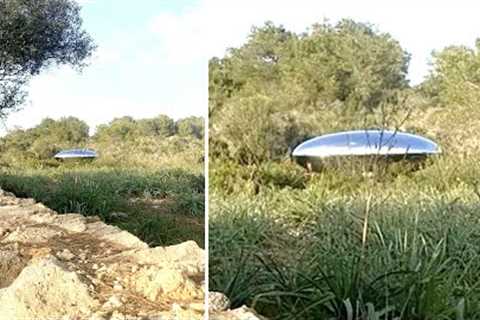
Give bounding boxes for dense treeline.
[95,115,204,142]
[210,19,480,168]
[0,115,204,170]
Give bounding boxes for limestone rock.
[1,226,64,243]
[0,189,205,319]
[0,255,98,319]
[57,248,75,261]
[127,265,202,301]
[120,240,204,275]
[211,305,266,320]
[208,293,266,320]
[209,291,230,311]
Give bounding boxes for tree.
[0,0,95,117]
[36,117,90,145]
[209,20,411,164]
[297,19,410,112]
[176,116,204,139]
[209,22,295,119]
[95,116,137,141]
[137,115,175,137]
[1,116,89,159]
[416,40,480,154]
[422,41,480,107]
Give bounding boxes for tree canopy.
[1,116,89,159]
[0,0,95,116]
[422,41,480,107]
[211,18,480,165]
[411,40,480,154]
[0,114,205,164]
[93,115,204,142]
[176,116,204,139]
[210,20,411,164]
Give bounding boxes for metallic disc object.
[292,130,441,171]
[54,148,98,159]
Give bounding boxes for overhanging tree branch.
[0,0,95,117]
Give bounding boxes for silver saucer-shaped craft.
[54,148,98,160]
[292,130,441,171]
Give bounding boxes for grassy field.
[0,116,205,248]
[209,156,480,319]
[0,165,205,247]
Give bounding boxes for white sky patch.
[150,10,205,64]
[92,46,123,65]
[151,0,480,84]
[75,0,94,5]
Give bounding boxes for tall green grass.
[210,156,480,319]
[0,166,205,247]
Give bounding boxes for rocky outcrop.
[208,292,266,320]
[0,190,205,319]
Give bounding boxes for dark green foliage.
[0,168,204,217]
[176,116,204,139]
[137,115,176,138]
[422,40,480,107]
[0,116,89,160]
[0,0,95,116]
[210,20,410,164]
[94,116,138,141]
[94,115,204,142]
[133,215,203,247]
[210,160,307,196]
[414,41,480,155]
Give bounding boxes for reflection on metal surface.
[292,130,441,171]
[54,148,98,159]
[292,130,440,158]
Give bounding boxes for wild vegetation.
[0,115,205,247]
[209,20,480,319]
[0,0,205,248]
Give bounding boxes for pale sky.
[4,0,480,133]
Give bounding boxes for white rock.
[209,292,230,312]
[0,255,98,319]
[103,295,123,310]
[57,249,75,261]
